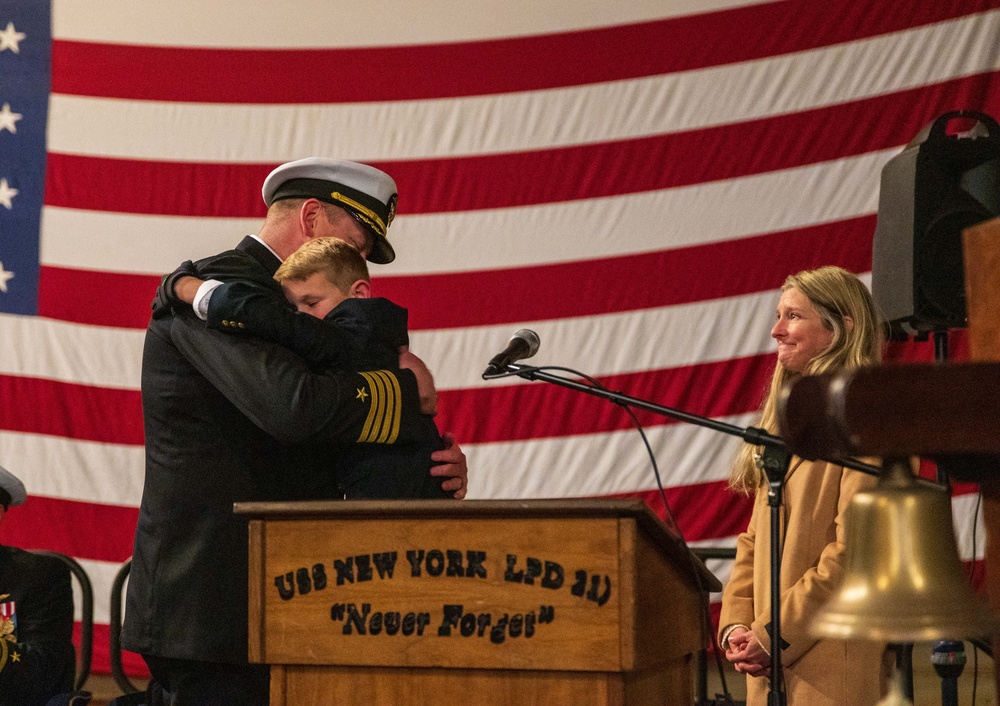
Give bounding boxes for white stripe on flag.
[0,430,144,506]
[51,0,770,46]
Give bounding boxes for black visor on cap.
[342,209,396,264]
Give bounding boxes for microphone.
[483,329,540,376]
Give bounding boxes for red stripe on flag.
[49,1,997,102]
[43,157,271,218]
[0,375,144,445]
[616,481,754,544]
[436,354,778,444]
[37,266,157,330]
[38,215,877,330]
[42,73,1000,217]
[0,496,138,563]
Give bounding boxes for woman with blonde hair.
[719,266,889,705]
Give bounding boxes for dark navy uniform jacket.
[122,236,426,664]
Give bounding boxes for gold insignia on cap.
[356,370,402,444]
[330,191,387,237]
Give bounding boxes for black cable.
[970,490,984,706]
[972,641,979,705]
[486,363,734,700]
[597,377,735,701]
[970,491,983,587]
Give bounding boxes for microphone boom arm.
[504,363,883,478]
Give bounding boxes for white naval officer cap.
[262,158,399,264]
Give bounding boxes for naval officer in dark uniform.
[124,159,468,705]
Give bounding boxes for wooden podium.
[234,498,719,705]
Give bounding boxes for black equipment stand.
[495,363,888,705]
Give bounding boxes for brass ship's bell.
[811,460,996,642]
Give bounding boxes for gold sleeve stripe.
[369,372,390,442]
[357,371,383,442]
[357,370,402,443]
[377,369,402,444]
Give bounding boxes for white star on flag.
[0,22,25,54]
[0,262,13,293]
[0,104,22,134]
[0,179,17,209]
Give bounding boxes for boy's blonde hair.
[275,237,370,293]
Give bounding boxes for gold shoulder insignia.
[356,370,402,444]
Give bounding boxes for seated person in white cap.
[204,236,451,499]
[0,466,76,706]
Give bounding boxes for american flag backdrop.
[0,0,999,677]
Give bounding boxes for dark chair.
[32,550,94,705]
[110,557,143,695]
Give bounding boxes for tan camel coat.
[719,457,889,705]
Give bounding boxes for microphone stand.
[498,363,887,706]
